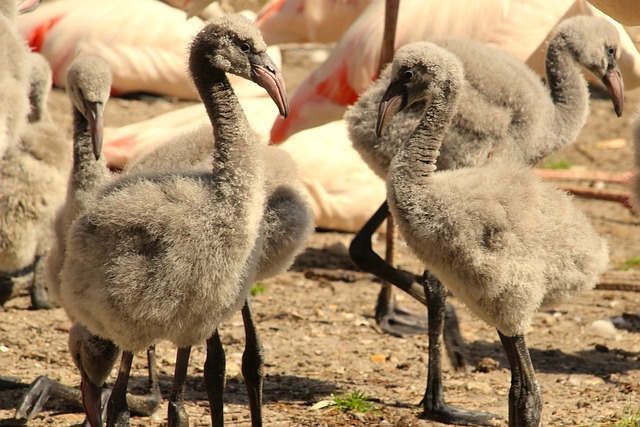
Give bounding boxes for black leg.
[350,202,429,336]
[205,331,226,427]
[168,346,191,427]
[107,351,133,427]
[420,272,500,426]
[125,346,162,416]
[443,302,467,370]
[30,254,57,309]
[0,271,16,306]
[349,202,427,304]
[349,202,467,369]
[241,300,264,427]
[498,332,542,427]
[498,331,521,426]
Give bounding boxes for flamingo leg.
[377,212,432,336]
[421,272,501,426]
[168,346,191,427]
[241,299,264,427]
[497,332,542,427]
[349,202,426,304]
[106,351,133,427]
[349,201,467,369]
[30,254,56,309]
[204,331,226,427]
[137,345,162,415]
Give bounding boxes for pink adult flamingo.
[162,0,222,19]
[255,0,373,45]
[268,0,640,144]
[15,0,280,100]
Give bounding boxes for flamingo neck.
[397,95,457,179]
[71,107,106,189]
[189,50,257,175]
[544,35,590,137]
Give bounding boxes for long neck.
[544,35,590,147]
[392,94,457,181]
[71,107,108,198]
[189,50,259,180]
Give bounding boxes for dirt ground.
[2,6,640,427]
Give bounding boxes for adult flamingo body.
[268,0,640,144]
[256,0,373,45]
[16,0,281,100]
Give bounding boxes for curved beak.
[84,100,104,160]
[376,80,408,137]
[249,52,289,118]
[79,366,104,427]
[17,0,41,14]
[602,65,624,117]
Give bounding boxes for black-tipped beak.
[602,65,624,117]
[249,53,289,118]
[80,369,104,427]
[85,100,104,160]
[376,80,408,137]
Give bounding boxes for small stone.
[465,381,492,394]
[595,344,609,352]
[568,375,584,386]
[582,377,605,387]
[586,319,617,339]
[474,357,500,373]
[0,345,8,352]
[326,242,349,257]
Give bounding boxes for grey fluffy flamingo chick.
[0,44,71,311]
[346,13,622,346]
[15,54,163,425]
[380,41,609,426]
[59,14,289,427]
[124,61,313,427]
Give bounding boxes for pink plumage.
[267,0,640,144]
